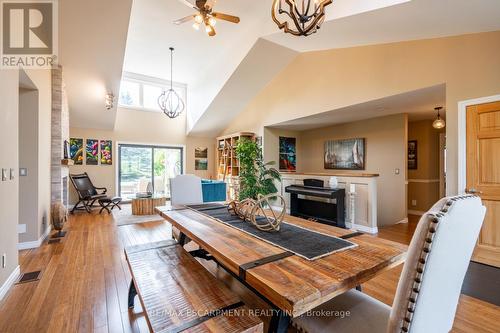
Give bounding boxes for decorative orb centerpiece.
[228,194,287,232]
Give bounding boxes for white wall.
[0,70,20,290]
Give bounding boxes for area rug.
[113,204,165,226]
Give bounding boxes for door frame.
[457,94,500,194]
[115,141,186,200]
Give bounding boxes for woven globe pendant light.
[158,47,185,119]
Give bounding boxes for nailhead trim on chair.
[400,195,477,333]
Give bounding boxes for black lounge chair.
[69,173,109,214]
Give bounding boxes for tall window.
[118,72,187,112]
[118,144,184,200]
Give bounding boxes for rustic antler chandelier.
[272,0,333,36]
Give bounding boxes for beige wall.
[263,128,303,172]
[407,120,443,212]
[298,114,408,226]
[0,70,20,289]
[0,68,52,290]
[222,31,500,197]
[19,88,39,243]
[69,107,215,204]
[24,69,52,242]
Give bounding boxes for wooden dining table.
[156,205,407,333]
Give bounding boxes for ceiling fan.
[174,0,240,37]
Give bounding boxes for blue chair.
[201,180,227,202]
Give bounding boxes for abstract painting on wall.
[86,139,99,165]
[279,137,296,172]
[100,140,113,165]
[69,138,84,165]
[324,138,365,170]
[408,140,417,170]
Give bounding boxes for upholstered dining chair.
[169,174,204,206]
[292,195,486,333]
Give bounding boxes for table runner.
[187,203,357,260]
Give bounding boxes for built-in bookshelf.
[216,132,255,200]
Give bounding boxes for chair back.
[387,195,486,333]
[170,174,203,206]
[70,173,97,199]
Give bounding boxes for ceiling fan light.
[205,23,213,33]
[208,17,216,26]
[194,14,203,24]
[192,22,200,30]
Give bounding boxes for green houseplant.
[235,137,281,200]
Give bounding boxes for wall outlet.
[395,168,400,175]
[411,199,417,206]
[2,254,6,268]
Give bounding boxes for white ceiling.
[264,0,500,52]
[60,0,132,129]
[268,84,446,131]
[64,0,500,132]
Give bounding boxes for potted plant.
[235,137,281,200]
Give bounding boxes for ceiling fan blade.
[212,12,240,24]
[176,0,197,9]
[173,15,194,25]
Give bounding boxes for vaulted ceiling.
[61,0,500,135]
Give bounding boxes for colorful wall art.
[279,137,296,172]
[100,140,113,165]
[86,139,99,165]
[195,147,208,170]
[69,138,84,165]
[324,138,365,170]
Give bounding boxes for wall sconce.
[105,92,115,110]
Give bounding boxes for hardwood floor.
[0,212,498,332]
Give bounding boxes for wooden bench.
[125,240,263,333]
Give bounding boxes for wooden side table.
[131,196,167,215]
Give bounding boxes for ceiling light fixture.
[432,106,446,129]
[272,0,333,36]
[105,92,114,110]
[158,47,185,119]
[174,0,240,37]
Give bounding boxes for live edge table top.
[156,205,407,318]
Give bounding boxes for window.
[118,72,187,112]
[119,81,140,107]
[118,144,184,200]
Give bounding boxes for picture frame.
[279,137,297,172]
[408,140,418,170]
[324,138,366,170]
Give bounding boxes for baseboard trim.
[345,222,378,234]
[17,225,52,250]
[408,210,426,216]
[0,265,20,301]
